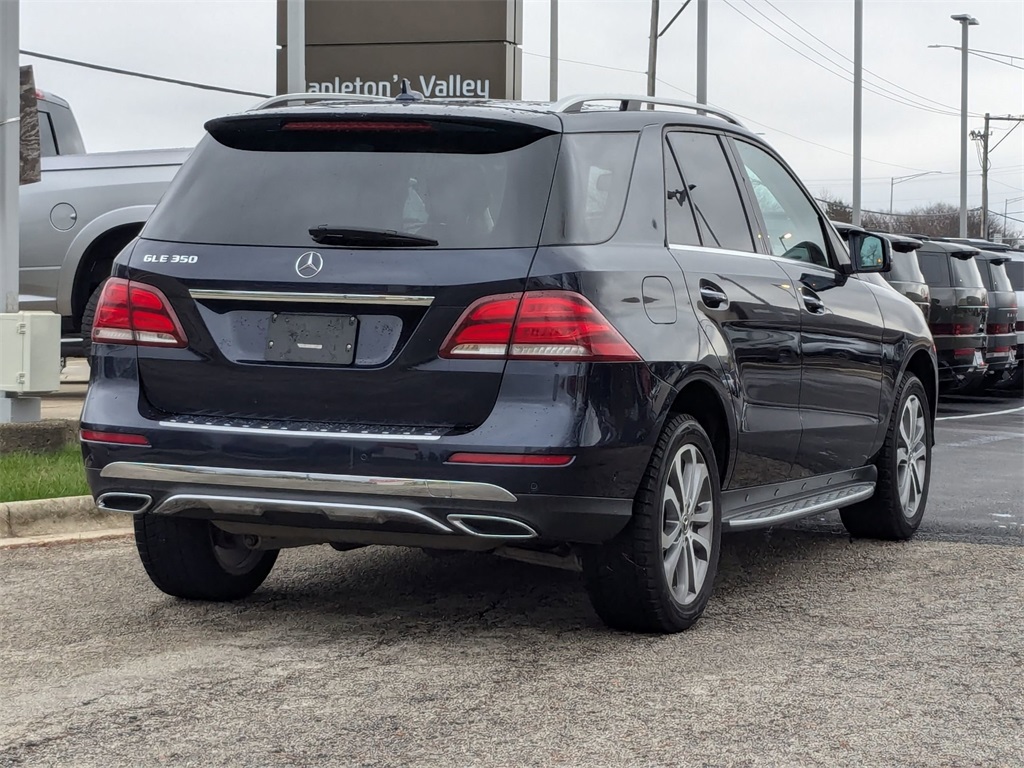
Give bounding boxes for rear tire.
[79,281,104,358]
[841,373,932,540]
[134,514,278,601]
[582,414,722,633]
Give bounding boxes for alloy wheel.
[661,443,715,605]
[896,394,928,520]
[210,527,265,575]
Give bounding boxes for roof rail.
[252,92,395,111]
[551,94,744,127]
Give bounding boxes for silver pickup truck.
[20,90,188,355]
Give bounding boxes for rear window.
[1005,259,1024,290]
[982,261,1014,292]
[950,255,984,288]
[918,252,950,286]
[888,251,925,283]
[143,117,560,249]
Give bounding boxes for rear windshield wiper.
[309,225,438,248]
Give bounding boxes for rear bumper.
[81,354,670,545]
[934,336,986,386]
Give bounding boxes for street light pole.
[852,0,863,226]
[1,0,18,316]
[696,0,708,104]
[550,0,558,100]
[647,0,659,98]
[951,13,979,238]
[889,171,942,215]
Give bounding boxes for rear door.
[664,130,803,487]
[729,138,885,477]
[129,112,561,430]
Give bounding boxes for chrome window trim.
[188,289,434,307]
[100,462,518,503]
[158,421,443,442]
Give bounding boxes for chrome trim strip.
[158,421,442,442]
[152,493,452,533]
[100,462,518,503]
[188,289,434,307]
[446,514,538,540]
[724,483,875,530]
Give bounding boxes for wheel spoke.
[664,537,687,595]
[689,538,708,595]
[691,530,712,555]
[691,500,714,525]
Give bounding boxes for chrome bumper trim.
[153,494,453,532]
[189,289,434,307]
[156,420,442,442]
[100,462,518,503]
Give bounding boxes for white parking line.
[936,406,1024,421]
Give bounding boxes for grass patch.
[0,444,89,503]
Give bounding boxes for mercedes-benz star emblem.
[295,251,324,279]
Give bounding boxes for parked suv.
[1002,252,1024,389]
[833,225,929,320]
[914,241,988,391]
[82,93,937,633]
[973,251,1019,390]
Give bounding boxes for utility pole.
[852,0,863,226]
[550,0,558,100]
[647,0,660,98]
[979,113,989,239]
[696,0,708,104]
[286,0,305,94]
[1,0,18,316]
[951,13,979,238]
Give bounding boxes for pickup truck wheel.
[80,282,104,357]
[582,414,722,633]
[841,373,931,540]
[134,514,278,601]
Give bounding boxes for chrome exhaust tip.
[96,492,153,514]
[446,514,538,539]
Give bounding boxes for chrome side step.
[723,483,875,530]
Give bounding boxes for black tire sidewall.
[80,281,105,358]
[646,416,723,626]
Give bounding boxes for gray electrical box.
[0,311,61,394]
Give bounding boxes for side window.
[734,141,831,268]
[38,110,57,157]
[663,139,700,246]
[666,132,755,252]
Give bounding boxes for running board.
[722,467,877,531]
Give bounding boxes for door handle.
[801,288,826,314]
[699,283,729,308]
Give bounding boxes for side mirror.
[847,232,892,274]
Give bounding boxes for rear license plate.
[266,314,357,365]
[973,349,985,368]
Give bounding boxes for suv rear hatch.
[125,109,562,430]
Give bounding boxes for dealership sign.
[276,0,522,99]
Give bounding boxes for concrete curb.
[0,528,133,550]
[0,495,131,538]
[0,418,79,454]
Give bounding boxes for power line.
[722,0,965,118]
[20,50,271,98]
[969,51,1024,71]
[759,0,979,116]
[523,50,646,77]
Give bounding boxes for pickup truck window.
[39,111,57,157]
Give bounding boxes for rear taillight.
[92,278,188,347]
[80,430,150,446]
[931,323,975,336]
[987,323,1012,335]
[439,291,640,362]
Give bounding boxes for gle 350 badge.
[142,254,198,264]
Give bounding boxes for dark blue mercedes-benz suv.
[82,93,937,633]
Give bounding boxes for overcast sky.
[19,0,1024,219]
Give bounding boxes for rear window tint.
[918,252,950,286]
[143,118,560,249]
[984,261,1014,292]
[950,255,984,288]
[888,251,925,283]
[1004,259,1024,290]
[38,110,57,157]
[541,132,639,245]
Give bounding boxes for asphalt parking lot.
[1,392,1022,767]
